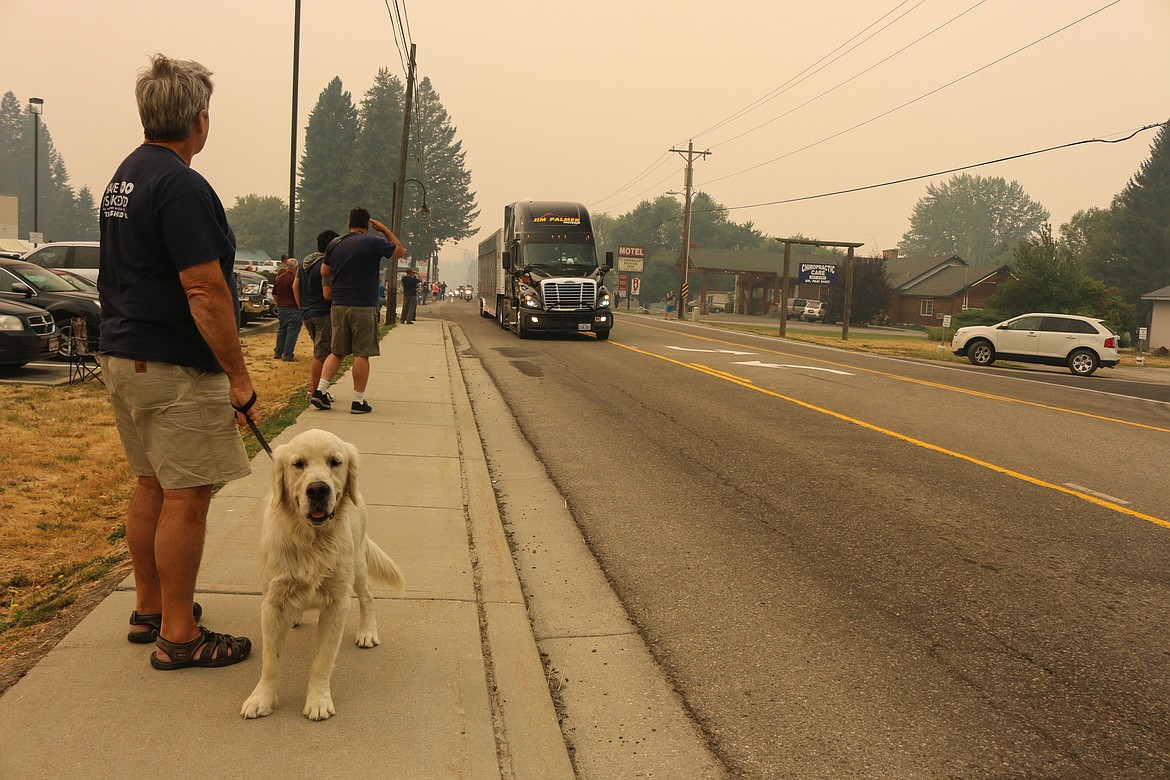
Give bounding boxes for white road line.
[667,346,757,355]
[733,360,853,376]
[1064,484,1131,505]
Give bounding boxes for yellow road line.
[627,321,1170,435]
[611,339,1170,530]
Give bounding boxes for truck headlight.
[597,292,612,308]
[521,293,540,309]
[0,315,26,332]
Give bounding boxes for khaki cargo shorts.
[330,305,380,358]
[303,314,333,361]
[99,356,251,490]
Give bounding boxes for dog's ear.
[270,442,291,511]
[343,441,361,503]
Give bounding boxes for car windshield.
[6,261,81,292]
[52,271,98,292]
[521,243,598,274]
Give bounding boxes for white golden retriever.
[242,428,404,721]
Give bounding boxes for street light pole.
[287,0,301,258]
[29,97,43,240]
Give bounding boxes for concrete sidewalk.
[0,319,571,778]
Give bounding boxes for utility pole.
[387,43,417,324]
[669,141,710,319]
[287,0,301,258]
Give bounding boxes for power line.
[589,154,675,208]
[396,0,414,47]
[693,0,924,142]
[708,0,990,151]
[711,123,1166,217]
[632,123,1164,233]
[384,0,409,75]
[594,1,923,211]
[703,0,1124,188]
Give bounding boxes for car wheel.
[1067,348,1099,376]
[967,339,995,366]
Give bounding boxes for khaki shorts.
[100,356,251,490]
[303,314,333,361]
[330,305,380,358]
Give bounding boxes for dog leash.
[232,391,274,459]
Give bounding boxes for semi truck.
[478,200,614,340]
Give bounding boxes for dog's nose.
[306,482,331,502]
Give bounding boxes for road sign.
[631,276,641,296]
[798,262,837,284]
[617,245,645,272]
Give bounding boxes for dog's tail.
[365,537,405,593]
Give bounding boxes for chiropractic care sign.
[798,262,837,285]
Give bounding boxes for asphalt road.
[440,303,1170,779]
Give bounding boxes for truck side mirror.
[601,251,613,275]
[502,250,512,271]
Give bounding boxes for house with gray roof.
[886,255,1013,325]
[1140,284,1170,351]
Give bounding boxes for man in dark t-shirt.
[310,207,405,414]
[400,267,420,324]
[98,54,254,672]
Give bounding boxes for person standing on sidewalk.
[295,229,339,403]
[98,53,254,670]
[400,266,420,324]
[271,257,302,361]
[311,207,405,414]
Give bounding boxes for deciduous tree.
[227,195,289,259]
[900,174,1049,264]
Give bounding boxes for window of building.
[920,299,934,317]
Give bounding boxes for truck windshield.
[522,243,598,275]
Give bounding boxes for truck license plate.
[578,324,592,331]
[48,336,59,352]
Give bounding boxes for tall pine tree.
[350,69,405,226]
[1105,122,1170,306]
[0,91,95,241]
[402,77,478,268]
[296,78,360,256]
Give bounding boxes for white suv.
[951,313,1120,376]
[23,242,101,282]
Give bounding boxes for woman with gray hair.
[98,54,256,671]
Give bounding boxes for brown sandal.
[127,603,203,644]
[150,626,251,670]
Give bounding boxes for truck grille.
[27,312,56,335]
[541,279,597,310]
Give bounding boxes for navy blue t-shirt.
[325,233,397,307]
[98,144,236,372]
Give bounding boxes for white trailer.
[477,228,506,321]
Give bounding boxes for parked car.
[799,300,825,322]
[786,298,809,319]
[236,269,272,324]
[951,313,1120,377]
[22,241,101,282]
[50,268,100,293]
[0,298,59,367]
[0,258,102,357]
